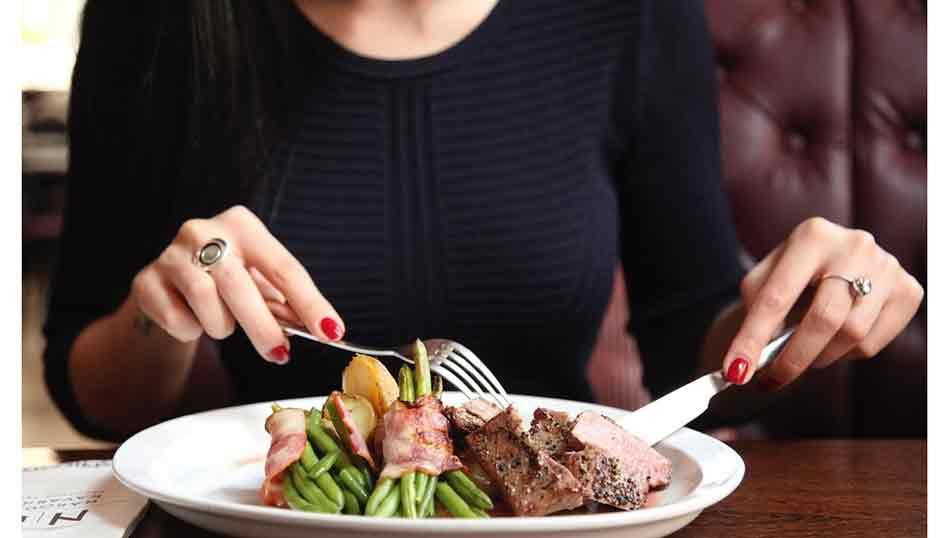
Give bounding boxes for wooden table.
[25,440,926,537]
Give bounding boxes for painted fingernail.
[320,317,344,341]
[758,377,782,392]
[269,345,290,365]
[725,357,750,384]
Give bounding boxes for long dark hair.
[69,1,299,237]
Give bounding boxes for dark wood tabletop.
[25,440,926,537]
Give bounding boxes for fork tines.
[433,342,511,408]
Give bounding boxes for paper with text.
[23,460,149,537]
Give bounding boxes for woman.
[45,0,923,440]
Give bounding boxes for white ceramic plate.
[113,393,744,538]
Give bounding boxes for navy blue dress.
[45,0,743,439]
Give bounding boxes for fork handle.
[281,325,406,360]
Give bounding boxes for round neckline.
[289,1,510,79]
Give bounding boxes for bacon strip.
[260,474,287,508]
[261,407,307,507]
[329,392,377,470]
[380,395,463,479]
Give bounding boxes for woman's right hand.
[130,205,344,364]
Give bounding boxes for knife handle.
[753,327,796,374]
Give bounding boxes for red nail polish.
[725,357,750,384]
[269,345,290,364]
[320,317,344,341]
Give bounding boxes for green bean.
[435,480,478,518]
[314,470,345,509]
[306,451,339,480]
[359,464,374,490]
[417,472,438,516]
[290,462,340,513]
[307,408,353,470]
[338,466,370,504]
[432,374,443,399]
[283,471,323,512]
[471,507,490,518]
[409,341,433,511]
[412,339,431,397]
[324,396,354,454]
[411,338,434,510]
[373,486,401,517]
[299,441,319,469]
[349,465,368,489]
[342,490,361,515]
[395,365,419,514]
[299,440,345,509]
[445,470,493,510]
[398,366,415,402]
[365,477,395,515]
[400,473,418,518]
[321,408,374,486]
[415,473,429,504]
[342,460,369,489]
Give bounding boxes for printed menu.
[23,460,148,537]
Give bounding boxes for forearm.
[68,294,203,437]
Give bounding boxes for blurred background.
[22,0,926,448]
[21,0,111,448]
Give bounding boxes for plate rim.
[113,393,744,533]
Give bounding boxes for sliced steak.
[561,448,649,510]
[527,408,572,457]
[568,411,672,489]
[466,406,584,516]
[445,399,503,434]
[456,447,500,499]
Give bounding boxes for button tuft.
[788,132,807,152]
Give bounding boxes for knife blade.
[617,328,794,446]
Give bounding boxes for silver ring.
[821,274,872,297]
[193,238,229,272]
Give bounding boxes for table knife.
[618,328,795,446]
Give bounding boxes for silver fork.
[281,326,512,408]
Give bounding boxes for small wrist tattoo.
[133,311,156,336]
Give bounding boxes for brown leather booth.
[588,0,926,438]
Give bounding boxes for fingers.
[159,245,236,340]
[137,206,346,364]
[723,221,829,383]
[848,274,924,359]
[250,266,287,304]
[131,267,203,342]
[811,256,896,368]
[217,206,345,341]
[738,241,786,306]
[759,278,853,388]
[724,217,924,389]
[209,252,292,364]
[160,211,293,363]
[267,299,304,327]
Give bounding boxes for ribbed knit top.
[45,0,744,439]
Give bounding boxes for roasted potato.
[322,391,377,442]
[342,354,399,416]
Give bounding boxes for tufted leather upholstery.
[588,0,926,438]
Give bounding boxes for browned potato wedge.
[342,355,399,416]
[322,392,377,442]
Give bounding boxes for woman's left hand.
[722,217,924,389]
